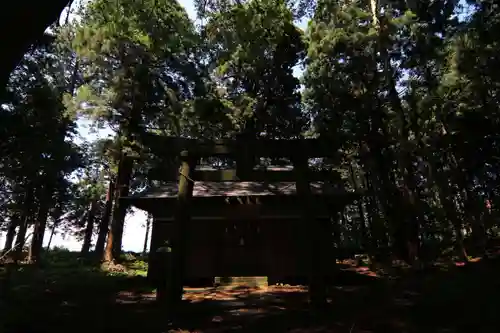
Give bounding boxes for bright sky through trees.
[36,0,473,253]
[46,0,301,252]
[40,0,199,252]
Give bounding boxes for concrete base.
[214,276,268,289]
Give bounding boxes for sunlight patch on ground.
[115,290,155,304]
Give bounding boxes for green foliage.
[0,37,83,240]
[65,0,202,143]
[301,0,500,261]
[3,0,500,267]
[204,0,307,138]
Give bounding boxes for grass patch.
[0,249,154,300]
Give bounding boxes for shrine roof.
[128,181,347,199]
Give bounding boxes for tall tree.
[203,0,307,139]
[0,35,82,263]
[66,0,201,261]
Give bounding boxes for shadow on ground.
[1,255,500,333]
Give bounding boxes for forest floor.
[1,250,500,333]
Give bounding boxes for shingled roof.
[128,181,344,199]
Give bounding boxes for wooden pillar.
[147,219,159,284]
[293,152,327,308]
[157,150,196,306]
[147,218,169,285]
[155,225,172,305]
[235,136,254,179]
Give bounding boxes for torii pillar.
[156,150,196,306]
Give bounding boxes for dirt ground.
[1,256,500,333]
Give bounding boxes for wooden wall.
[184,218,303,278]
[149,216,317,281]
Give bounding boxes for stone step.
[214,276,268,289]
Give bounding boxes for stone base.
[214,276,268,289]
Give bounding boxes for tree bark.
[463,184,487,255]
[143,214,151,256]
[3,215,19,253]
[95,180,114,259]
[46,223,57,251]
[349,162,370,251]
[14,216,29,262]
[427,155,468,261]
[367,3,422,264]
[14,189,34,262]
[29,201,50,263]
[104,155,132,262]
[81,200,97,254]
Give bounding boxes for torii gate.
[123,134,362,308]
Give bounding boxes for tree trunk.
[103,219,114,262]
[143,214,151,256]
[381,24,420,263]
[95,180,114,258]
[332,211,342,250]
[29,201,50,263]
[14,189,34,261]
[370,8,422,264]
[46,223,57,251]
[441,189,468,261]
[427,156,468,261]
[14,216,29,262]
[349,162,370,251]
[81,200,97,254]
[104,155,132,262]
[3,215,19,253]
[464,184,487,255]
[361,138,393,252]
[369,0,379,26]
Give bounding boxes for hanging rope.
[178,171,195,184]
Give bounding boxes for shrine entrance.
[122,134,363,307]
[218,203,264,277]
[220,219,263,276]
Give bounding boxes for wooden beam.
[141,133,337,158]
[194,169,341,182]
[149,167,341,182]
[124,191,363,216]
[154,215,332,222]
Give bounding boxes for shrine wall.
[148,215,334,283]
[184,217,307,279]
